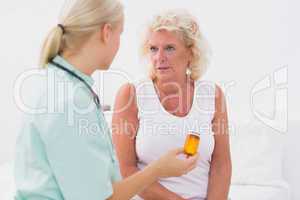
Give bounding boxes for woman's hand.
[151,147,199,178]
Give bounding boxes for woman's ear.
[100,23,113,44]
[188,48,193,63]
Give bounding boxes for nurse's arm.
[108,147,198,200]
[107,163,159,200]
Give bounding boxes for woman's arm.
[207,85,232,200]
[108,147,197,200]
[112,83,186,200]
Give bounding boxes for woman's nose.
[155,49,166,63]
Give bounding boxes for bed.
[1,119,298,200]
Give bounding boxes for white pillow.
[229,184,290,200]
[282,120,300,200]
[230,121,288,188]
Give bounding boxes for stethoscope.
[50,60,100,109]
[50,60,116,163]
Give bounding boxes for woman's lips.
[157,67,170,70]
[157,67,170,73]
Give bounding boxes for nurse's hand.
[151,147,199,178]
[108,147,198,200]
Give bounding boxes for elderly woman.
[112,10,231,200]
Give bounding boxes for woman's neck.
[155,76,193,96]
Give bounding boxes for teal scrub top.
[14,55,121,200]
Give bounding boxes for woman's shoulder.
[114,77,153,114]
[115,82,137,107]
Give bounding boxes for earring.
[186,61,192,76]
[186,68,192,76]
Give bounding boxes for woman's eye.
[150,46,158,52]
[166,46,175,51]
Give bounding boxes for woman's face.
[147,29,191,82]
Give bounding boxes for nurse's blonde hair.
[39,0,123,67]
[141,9,211,80]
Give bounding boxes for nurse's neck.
[61,50,97,76]
[60,29,112,76]
[60,30,111,76]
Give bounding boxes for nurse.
[14,0,198,199]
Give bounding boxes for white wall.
[0,0,298,169]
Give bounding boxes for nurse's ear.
[100,23,113,44]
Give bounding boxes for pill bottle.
[184,131,200,157]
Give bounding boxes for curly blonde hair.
[140,9,211,80]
